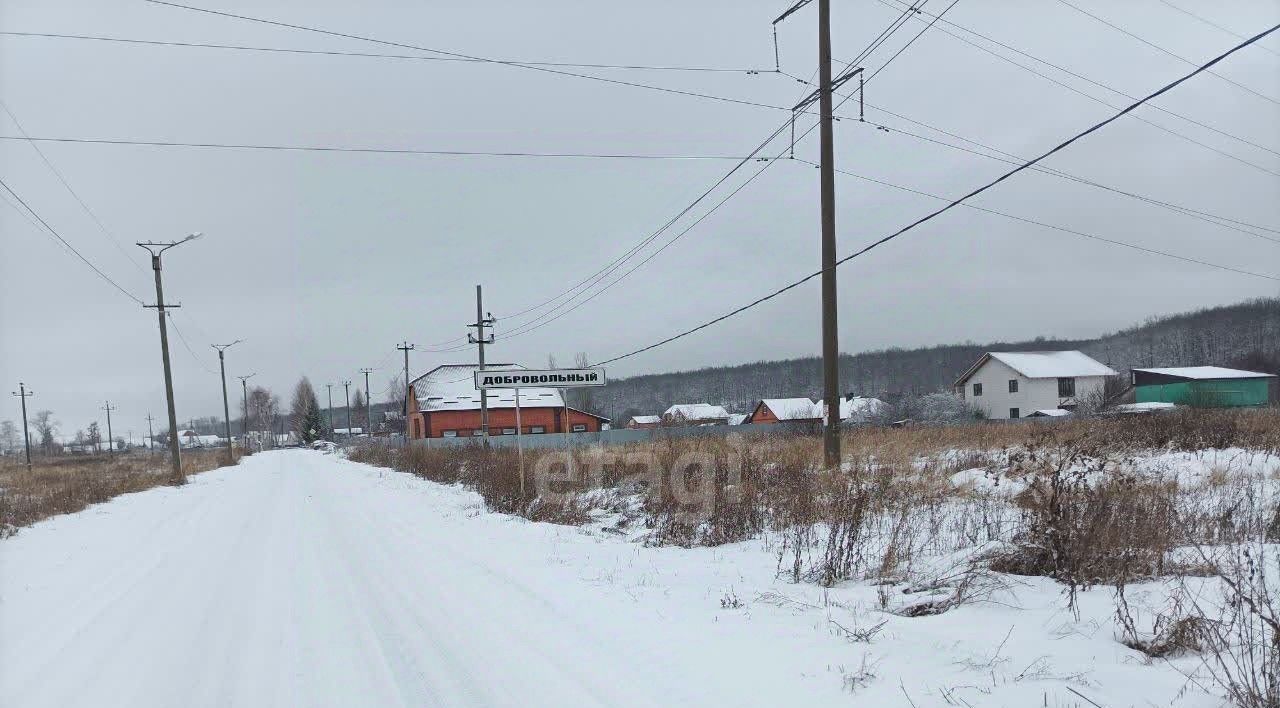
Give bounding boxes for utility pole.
[342,380,352,436]
[138,233,201,485]
[212,339,243,465]
[101,401,117,456]
[397,342,415,419]
[360,367,374,435]
[467,285,495,440]
[146,413,155,454]
[326,383,334,437]
[237,373,255,448]
[12,383,33,470]
[817,0,841,468]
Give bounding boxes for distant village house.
[407,364,609,439]
[955,351,1116,420]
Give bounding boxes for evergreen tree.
[290,377,326,444]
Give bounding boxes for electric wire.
[594,21,1280,367]
[0,31,776,73]
[795,157,1279,275]
[875,0,1280,158]
[1052,0,1280,106]
[0,176,146,305]
[0,136,789,161]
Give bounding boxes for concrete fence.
[394,421,818,451]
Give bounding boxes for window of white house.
[1008,379,1018,393]
[1057,377,1076,397]
[530,426,546,434]
[442,430,457,438]
[501,428,516,435]
[1009,408,1020,419]
[571,424,587,432]
[972,383,983,396]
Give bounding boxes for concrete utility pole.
[397,342,415,419]
[101,401,117,456]
[467,284,495,440]
[212,340,243,465]
[237,374,255,448]
[12,382,33,470]
[145,413,155,454]
[325,383,334,437]
[342,380,352,435]
[138,233,201,485]
[817,0,842,468]
[360,367,374,435]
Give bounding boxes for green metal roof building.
[1131,366,1276,408]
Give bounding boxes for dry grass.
[0,449,242,534]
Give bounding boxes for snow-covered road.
[2,449,1229,707]
[0,450,843,707]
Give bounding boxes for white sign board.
[474,368,606,390]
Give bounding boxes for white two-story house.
[954,351,1116,420]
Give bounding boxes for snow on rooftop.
[759,398,822,421]
[1114,402,1179,414]
[986,351,1116,379]
[823,396,885,422]
[628,415,660,424]
[1133,366,1276,380]
[663,403,730,420]
[1029,409,1072,417]
[411,364,565,412]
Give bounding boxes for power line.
[596,21,1280,367]
[1150,0,1280,59]
[167,312,218,375]
[0,176,145,304]
[870,0,1280,168]
[143,1,809,116]
[796,157,1280,273]
[489,4,928,332]
[1052,0,1280,106]
[845,113,1280,246]
[0,135,788,161]
[0,31,776,73]
[863,0,963,83]
[0,100,147,272]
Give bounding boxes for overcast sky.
[2,0,1278,439]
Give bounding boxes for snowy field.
[0,449,1268,707]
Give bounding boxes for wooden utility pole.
[360,368,374,435]
[817,0,842,468]
[342,380,352,436]
[101,401,117,456]
[467,285,495,440]
[325,383,334,437]
[138,233,201,485]
[145,413,155,453]
[237,373,255,449]
[397,342,415,420]
[12,383,33,470]
[212,340,243,465]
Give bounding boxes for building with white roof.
[625,415,661,429]
[662,403,731,426]
[1131,366,1275,407]
[746,398,822,426]
[954,351,1116,420]
[407,364,609,439]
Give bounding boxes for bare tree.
[87,421,102,452]
[32,410,57,455]
[386,374,406,407]
[0,420,17,454]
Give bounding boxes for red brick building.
[406,364,609,440]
